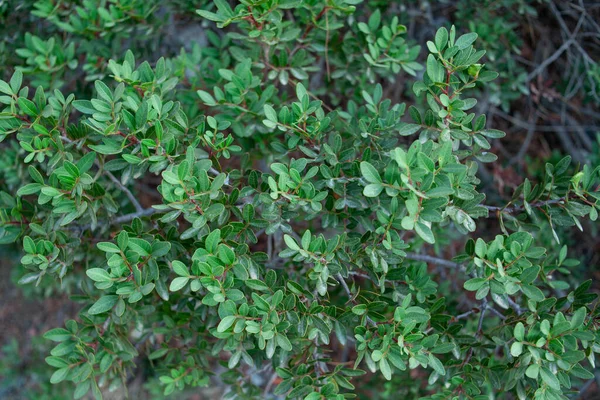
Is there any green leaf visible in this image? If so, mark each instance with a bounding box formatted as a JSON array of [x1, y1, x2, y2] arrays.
[[86, 268, 111, 282], [379, 358, 392, 380], [148, 348, 169, 360], [95, 80, 113, 102], [169, 277, 189, 292], [540, 366, 561, 390], [276, 335, 292, 351], [415, 222, 435, 244], [352, 304, 368, 315], [283, 234, 300, 251], [431, 343, 454, 354], [245, 279, 270, 292], [72, 100, 96, 114], [50, 367, 70, 384], [97, 242, 120, 253], [525, 364, 539, 379], [475, 238, 487, 258], [569, 364, 594, 379], [76, 152, 96, 174], [480, 129, 506, 138], [196, 10, 223, 22], [88, 295, 118, 315], [434, 27, 448, 51], [197, 90, 216, 105], [454, 32, 478, 50], [0, 80, 12, 95], [205, 229, 221, 253], [172, 260, 189, 277], [128, 238, 151, 256], [23, 236, 36, 254], [17, 97, 38, 116], [514, 322, 525, 342], [521, 285, 544, 302], [264, 104, 277, 122], [43, 328, 72, 342], [295, 82, 307, 101], [10, 70, 23, 93], [570, 307, 586, 329], [464, 278, 486, 291], [217, 315, 237, 333], [17, 183, 42, 196], [428, 353, 445, 376], [426, 54, 444, 83], [363, 183, 383, 197], [510, 342, 523, 357], [360, 161, 381, 183]]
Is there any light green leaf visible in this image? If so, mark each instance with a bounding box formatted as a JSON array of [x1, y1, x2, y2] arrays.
[[363, 183, 383, 197], [217, 316, 237, 333], [540, 366, 561, 390], [169, 277, 189, 292], [86, 268, 111, 282], [88, 295, 118, 315], [360, 161, 381, 183]]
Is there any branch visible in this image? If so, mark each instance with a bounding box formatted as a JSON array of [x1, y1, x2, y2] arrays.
[[76, 208, 157, 232], [113, 208, 157, 224], [335, 273, 376, 327], [105, 170, 144, 213], [476, 299, 488, 336], [91, 153, 146, 214], [491, 107, 597, 132], [527, 1, 585, 82], [526, 38, 575, 82], [404, 253, 462, 269], [483, 197, 567, 214]]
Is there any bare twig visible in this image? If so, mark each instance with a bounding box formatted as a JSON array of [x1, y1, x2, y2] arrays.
[[509, 106, 537, 165], [77, 207, 157, 232], [404, 253, 461, 269], [105, 170, 144, 213], [335, 273, 376, 327], [263, 370, 278, 397], [506, 297, 523, 316], [526, 37, 576, 82], [113, 208, 157, 224], [476, 299, 488, 336], [487, 306, 507, 320], [492, 108, 597, 132], [483, 197, 567, 214]]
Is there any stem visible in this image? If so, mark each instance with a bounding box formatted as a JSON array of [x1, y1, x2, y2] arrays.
[[335, 273, 376, 327], [484, 197, 567, 214]]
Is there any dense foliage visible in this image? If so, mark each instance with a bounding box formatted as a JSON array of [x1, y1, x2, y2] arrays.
[[0, 1, 599, 399]]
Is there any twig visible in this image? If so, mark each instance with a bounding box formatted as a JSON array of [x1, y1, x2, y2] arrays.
[[527, 1, 585, 82], [487, 306, 507, 320], [526, 38, 575, 82], [476, 299, 488, 336], [404, 253, 461, 269], [77, 208, 157, 232], [113, 208, 156, 224], [572, 370, 600, 399], [105, 170, 144, 213], [455, 310, 475, 320], [491, 107, 597, 132], [483, 197, 567, 214], [509, 107, 537, 165], [506, 297, 523, 316], [263, 370, 278, 397], [335, 273, 376, 327]]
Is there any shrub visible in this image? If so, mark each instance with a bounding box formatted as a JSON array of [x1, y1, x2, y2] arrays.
[[0, 1, 599, 399]]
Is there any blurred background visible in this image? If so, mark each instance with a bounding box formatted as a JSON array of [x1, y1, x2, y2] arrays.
[[0, 0, 599, 398]]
